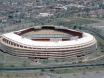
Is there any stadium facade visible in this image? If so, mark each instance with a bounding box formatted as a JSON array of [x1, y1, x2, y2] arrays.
[[0, 25, 97, 59]]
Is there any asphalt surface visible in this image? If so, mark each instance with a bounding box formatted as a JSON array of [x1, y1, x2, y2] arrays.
[[46, 74, 56, 78]]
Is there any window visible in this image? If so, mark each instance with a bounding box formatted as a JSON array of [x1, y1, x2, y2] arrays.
[[17, 44, 19, 47], [8, 41, 11, 44], [24, 46, 27, 48], [11, 42, 13, 45], [20, 45, 23, 48], [6, 40, 8, 44], [3, 38, 5, 41], [14, 43, 16, 46]]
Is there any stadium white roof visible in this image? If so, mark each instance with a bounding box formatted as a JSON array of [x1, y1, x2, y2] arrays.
[[2, 32, 95, 48]]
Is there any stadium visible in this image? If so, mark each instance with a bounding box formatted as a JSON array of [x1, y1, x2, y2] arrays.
[[0, 25, 97, 59]]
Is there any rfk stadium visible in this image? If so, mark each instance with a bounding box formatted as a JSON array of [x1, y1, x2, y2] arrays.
[[0, 25, 97, 59]]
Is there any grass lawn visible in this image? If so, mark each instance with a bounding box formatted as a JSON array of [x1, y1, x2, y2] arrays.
[[94, 35, 104, 52], [0, 71, 43, 78], [57, 17, 99, 24], [6, 56, 32, 63], [94, 35, 104, 44], [46, 66, 104, 74], [96, 18, 104, 20], [0, 53, 4, 61]]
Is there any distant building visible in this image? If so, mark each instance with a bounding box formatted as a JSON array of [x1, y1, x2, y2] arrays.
[[38, 13, 53, 17]]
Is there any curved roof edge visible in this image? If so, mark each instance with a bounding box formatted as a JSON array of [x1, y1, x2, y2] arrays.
[[2, 32, 95, 48]]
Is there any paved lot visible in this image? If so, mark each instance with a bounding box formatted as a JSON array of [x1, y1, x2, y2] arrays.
[[59, 71, 104, 78]]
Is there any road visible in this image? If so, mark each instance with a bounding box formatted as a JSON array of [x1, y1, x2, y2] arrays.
[[0, 63, 103, 71], [81, 23, 104, 40]]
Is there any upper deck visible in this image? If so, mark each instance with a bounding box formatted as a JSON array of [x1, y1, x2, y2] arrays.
[[14, 25, 83, 41]]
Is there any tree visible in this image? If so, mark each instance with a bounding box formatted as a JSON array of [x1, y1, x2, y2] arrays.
[[11, 64, 14, 67], [7, 74, 10, 77], [83, 8, 90, 12], [50, 68, 54, 71], [41, 69, 45, 72], [79, 27, 82, 30], [73, 26, 77, 29], [99, 4, 104, 9], [8, 15, 13, 19]]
